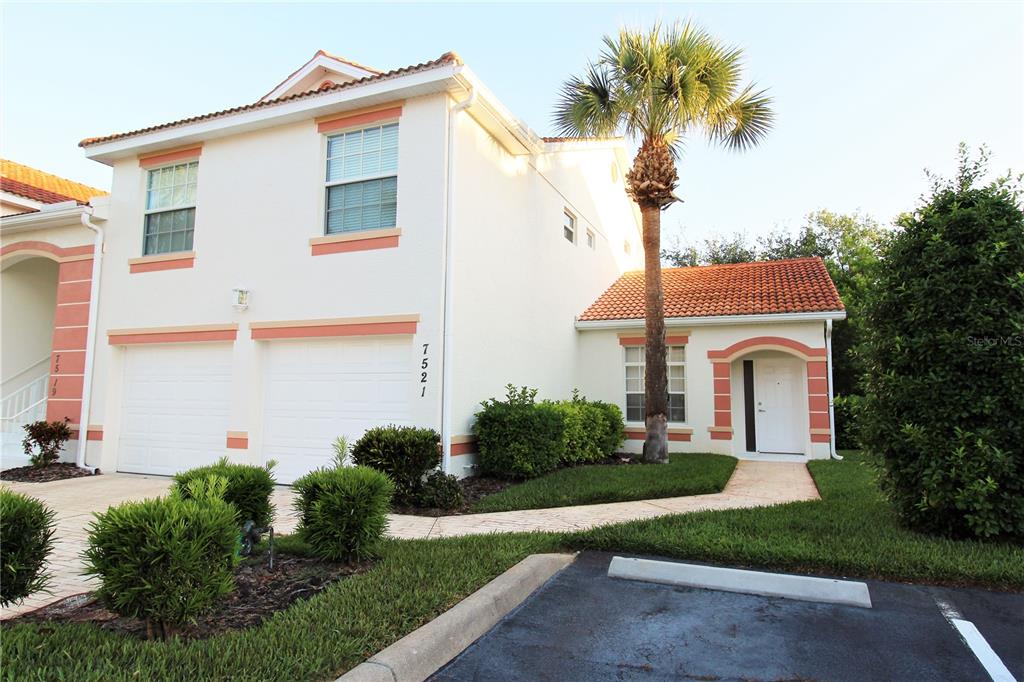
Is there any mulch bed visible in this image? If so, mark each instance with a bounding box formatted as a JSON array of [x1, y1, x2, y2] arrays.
[[392, 453, 637, 517], [1, 462, 98, 483], [16, 552, 372, 640]]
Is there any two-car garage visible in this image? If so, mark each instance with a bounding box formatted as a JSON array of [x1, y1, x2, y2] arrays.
[[114, 335, 415, 484]]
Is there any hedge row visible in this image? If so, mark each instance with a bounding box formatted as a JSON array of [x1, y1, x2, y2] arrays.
[[473, 385, 625, 480]]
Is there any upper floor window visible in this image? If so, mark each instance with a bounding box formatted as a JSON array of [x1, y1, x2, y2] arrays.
[[624, 345, 686, 423], [325, 122, 398, 234], [563, 210, 576, 243], [144, 161, 197, 255], [586, 229, 596, 249]]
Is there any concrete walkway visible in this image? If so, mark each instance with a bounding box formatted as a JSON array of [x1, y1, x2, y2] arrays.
[[0, 460, 818, 620]]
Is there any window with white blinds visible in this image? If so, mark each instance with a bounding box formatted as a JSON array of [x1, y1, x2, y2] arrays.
[[143, 161, 198, 255], [325, 122, 399, 234]]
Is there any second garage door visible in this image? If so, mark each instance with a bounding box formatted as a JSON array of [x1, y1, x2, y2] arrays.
[[261, 336, 414, 484], [118, 343, 232, 476]]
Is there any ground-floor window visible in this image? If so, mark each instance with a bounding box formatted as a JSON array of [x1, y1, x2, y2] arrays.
[[624, 345, 686, 422]]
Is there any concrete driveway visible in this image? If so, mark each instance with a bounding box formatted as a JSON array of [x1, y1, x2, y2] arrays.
[[432, 552, 1023, 681]]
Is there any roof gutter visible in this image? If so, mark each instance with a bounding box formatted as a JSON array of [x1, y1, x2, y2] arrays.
[[75, 210, 104, 473], [440, 79, 476, 476], [825, 318, 841, 461], [574, 310, 847, 330]]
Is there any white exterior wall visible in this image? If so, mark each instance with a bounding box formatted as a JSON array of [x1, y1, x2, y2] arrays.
[[1, 258, 58, 390], [89, 94, 450, 473], [574, 321, 830, 458], [447, 108, 641, 472]]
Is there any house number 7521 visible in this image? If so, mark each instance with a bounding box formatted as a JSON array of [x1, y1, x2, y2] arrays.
[[420, 343, 429, 397]]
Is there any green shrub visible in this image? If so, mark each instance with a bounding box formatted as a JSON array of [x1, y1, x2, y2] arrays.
[[589, 400, 626, 456], [419, 471, 464, 510], [551, 400, 606, 465], [860, 146, 1024, 539], [351, 426, 440, 504], [292, 466, 393, 561], [474, 385, 566, 480], [82, 480, 239, 639], [832, 394, 863, 450], [0, 490, 56, 607], [21, 419, 72, 467], [172, 457, 275, 528]]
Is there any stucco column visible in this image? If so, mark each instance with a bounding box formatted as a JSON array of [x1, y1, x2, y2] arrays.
[[709, 361, 732, 440], [47, 255, 93, 433], [807, 360, 831, 444]]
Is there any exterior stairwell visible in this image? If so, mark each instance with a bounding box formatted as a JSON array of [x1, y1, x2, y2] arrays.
[[1, 358, 50, 468]]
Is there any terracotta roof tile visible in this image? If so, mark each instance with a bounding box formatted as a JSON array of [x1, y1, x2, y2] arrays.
[[579, 257, 844, 321], [1, 160, 108, 204], [80, 52, 461, 148]]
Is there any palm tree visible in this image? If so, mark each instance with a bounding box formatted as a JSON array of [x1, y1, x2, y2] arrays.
[[555, 22, 774, 463]]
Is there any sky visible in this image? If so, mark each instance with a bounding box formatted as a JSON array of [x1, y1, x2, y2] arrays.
[[2, 2, 1022, 246]]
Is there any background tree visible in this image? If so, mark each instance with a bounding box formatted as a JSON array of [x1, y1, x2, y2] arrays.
[[555, 22, 773, 462], [860, 146, 1023, 539]]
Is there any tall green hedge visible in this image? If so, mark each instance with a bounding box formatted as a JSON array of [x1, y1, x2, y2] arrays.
[[860, 147, 1024, 539], [474, 386, 565, 479]]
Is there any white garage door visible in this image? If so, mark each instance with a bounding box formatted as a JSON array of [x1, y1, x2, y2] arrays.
[[261, 337, 414, 484], [118, 344, 232, 476]]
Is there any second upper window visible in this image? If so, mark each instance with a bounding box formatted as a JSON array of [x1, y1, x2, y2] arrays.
[[325, 122, 398, 234]]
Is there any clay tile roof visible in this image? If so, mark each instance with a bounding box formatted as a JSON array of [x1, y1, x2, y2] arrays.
[[79, 52, 462, 148], [1, 159, 108, 204], [579, 257, 844, 321]]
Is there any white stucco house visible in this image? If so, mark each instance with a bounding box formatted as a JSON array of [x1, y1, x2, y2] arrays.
[[0, 50, 844, 483]]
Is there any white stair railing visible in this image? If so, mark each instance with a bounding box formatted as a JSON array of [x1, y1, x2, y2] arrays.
[[1, 373, 49, 429]]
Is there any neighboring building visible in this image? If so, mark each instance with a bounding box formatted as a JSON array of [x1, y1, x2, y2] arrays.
[[1, 161, 108, 463], [0, 50, 843, 482], [574, 259, 845, 459]]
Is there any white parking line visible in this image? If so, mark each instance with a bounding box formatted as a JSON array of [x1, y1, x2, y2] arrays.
[[935, 597, 1017, 682]]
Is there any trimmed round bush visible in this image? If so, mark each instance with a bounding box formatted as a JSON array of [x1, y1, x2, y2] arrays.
[[860, 148, 1024, 539], [292, 465, 393, 561], [351, 426, 440, 504], [82, 482, 239, 639], [172, 457, 276, 528], [552, 401, 607, 465], [474, 385, 566, 480], [0, 490, 56, 607], [589, 400, 626, 456], [419, 471, 464, 510]]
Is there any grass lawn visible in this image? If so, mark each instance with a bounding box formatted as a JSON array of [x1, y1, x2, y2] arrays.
[[3, 451, 1021, 681], [565, 450, 1024, 590], [471, 452, 737, 513], [0, 532, 560, 682]]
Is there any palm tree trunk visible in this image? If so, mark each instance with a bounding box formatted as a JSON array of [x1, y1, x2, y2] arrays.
[[640, 205, 669, 464]]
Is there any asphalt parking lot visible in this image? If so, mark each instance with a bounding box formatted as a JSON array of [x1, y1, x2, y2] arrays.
[[431, 552, 1022, 682]]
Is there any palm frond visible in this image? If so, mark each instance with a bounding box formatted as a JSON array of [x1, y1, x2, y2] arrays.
[[555, 20, 774, 151], [708, 84, 775, 151], [552, 63, 622, 138]]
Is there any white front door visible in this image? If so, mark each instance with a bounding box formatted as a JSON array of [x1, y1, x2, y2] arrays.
[[118, 343, 233, 476], [260, 336, 414, 484], [754, 358, 804, 454]]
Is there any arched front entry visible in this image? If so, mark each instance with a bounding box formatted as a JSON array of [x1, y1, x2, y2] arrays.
[[1, 241, 94, 463], [707, 336, 831, 457]]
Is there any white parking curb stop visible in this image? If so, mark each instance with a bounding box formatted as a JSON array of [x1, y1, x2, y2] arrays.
[[608, 556, 872, 608]]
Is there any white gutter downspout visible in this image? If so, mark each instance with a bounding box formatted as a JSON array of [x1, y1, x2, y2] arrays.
[[76, 211, 103, 473], [825, 319, 841, 460], [440, 81, 476, 475]]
